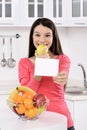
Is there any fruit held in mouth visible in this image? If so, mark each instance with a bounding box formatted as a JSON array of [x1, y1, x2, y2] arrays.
[[36, 45, 48, 56]]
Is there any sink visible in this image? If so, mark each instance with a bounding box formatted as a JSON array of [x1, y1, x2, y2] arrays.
[[65, 86, 87, 95]]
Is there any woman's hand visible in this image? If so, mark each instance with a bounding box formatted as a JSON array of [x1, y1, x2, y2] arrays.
[[53, 71, 68, 85]]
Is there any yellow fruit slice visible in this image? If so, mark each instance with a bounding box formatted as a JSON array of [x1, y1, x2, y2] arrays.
[[36, 45, 48, 55], [8, 88, 19, 101]]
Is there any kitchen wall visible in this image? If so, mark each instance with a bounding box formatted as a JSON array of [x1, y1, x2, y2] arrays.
[[0, 27, 29, 85], [0, 27, 87, 87], [59, 27, 87, 86]]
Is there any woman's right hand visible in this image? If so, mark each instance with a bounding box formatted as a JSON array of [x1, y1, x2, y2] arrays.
[[53, 71, 68, 85]]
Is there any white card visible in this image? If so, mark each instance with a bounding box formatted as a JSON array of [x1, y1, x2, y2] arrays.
[[34, 58, 59, 76]]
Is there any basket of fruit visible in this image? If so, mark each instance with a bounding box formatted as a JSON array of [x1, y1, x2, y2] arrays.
[[7, 86, 49, 120]]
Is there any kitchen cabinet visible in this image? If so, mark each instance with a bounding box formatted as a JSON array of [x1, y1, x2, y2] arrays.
[[1, 0, 87, 27], [0, 0, 20, 26], [67, 0, 87, 26], [20, 0, 87, 27], [43, 0, 66, 26], [0, 0, 13, 24], [22, 0, 66, 26], [66, 97, 87, 130], [0, 0, 66, 27], [21, 0, 47, 26]]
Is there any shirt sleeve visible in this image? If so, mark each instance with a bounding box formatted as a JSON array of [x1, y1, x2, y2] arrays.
[[18, 58, 40, 92], [58, 54, 71, 75]]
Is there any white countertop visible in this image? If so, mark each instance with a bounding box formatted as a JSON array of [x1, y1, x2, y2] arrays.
[[65, 93, 87, 101], [1, 86, 87, 101], [0, 95, 67, 130]]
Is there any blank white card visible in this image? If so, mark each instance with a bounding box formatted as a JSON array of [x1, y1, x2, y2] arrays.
[[34, 58, 59, 76]]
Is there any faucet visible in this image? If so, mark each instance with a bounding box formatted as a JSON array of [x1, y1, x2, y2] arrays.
[[78, 64, 87, 88]]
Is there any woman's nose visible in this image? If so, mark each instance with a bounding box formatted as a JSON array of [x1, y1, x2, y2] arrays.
[[39, 36, 45, 43]]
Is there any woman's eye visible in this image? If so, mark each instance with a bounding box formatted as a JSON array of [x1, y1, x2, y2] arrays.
[[35, 34, 40, 37], [45, 35, 51, 37]]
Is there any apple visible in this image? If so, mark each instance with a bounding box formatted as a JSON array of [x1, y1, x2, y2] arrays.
[[33, 93, 47, 108]]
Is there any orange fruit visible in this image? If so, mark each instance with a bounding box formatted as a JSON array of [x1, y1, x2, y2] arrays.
[[15, 104, 25, 115], [13, 94, 23, 104], [24, 98, 33, 109], [23, 91, 35, 100], [25, 107, 38, 119]]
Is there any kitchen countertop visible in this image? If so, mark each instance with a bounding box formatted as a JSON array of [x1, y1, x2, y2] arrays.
[[1, 86, 87, 101], [0, 95, 67, 130], [65, 93, 87, 101]]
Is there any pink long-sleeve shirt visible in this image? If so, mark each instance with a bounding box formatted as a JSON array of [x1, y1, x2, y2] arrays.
[[18, 54, 74, 128]]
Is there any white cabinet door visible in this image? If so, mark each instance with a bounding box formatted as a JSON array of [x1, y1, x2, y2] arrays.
[[48, 0, 67, 26], [67, 0, 87, 26], [0, 0, 13, 24], [66, 99, 87, 130], [22, 0, 46, 26], [0, 0, 21, 26], [74, 100, 87, 130]]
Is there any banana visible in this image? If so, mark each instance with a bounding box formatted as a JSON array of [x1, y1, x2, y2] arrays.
[[17, 86, 36, 95], [7, 99, 16, 108], [7, 88, 18, 108], [8, 88, 19, 101]]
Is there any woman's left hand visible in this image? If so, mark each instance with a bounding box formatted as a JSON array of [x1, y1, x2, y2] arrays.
[[53, 71, 68, 85]]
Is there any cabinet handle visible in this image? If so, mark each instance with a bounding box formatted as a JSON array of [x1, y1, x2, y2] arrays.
[[74, 22, 86, 25], [55, 23, 62, 25]]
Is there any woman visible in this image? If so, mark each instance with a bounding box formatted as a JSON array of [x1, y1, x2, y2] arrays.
[[18, 18, 75, 130]]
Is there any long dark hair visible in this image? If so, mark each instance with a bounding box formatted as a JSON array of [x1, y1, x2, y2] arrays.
[[28, 18, 63, 58]]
